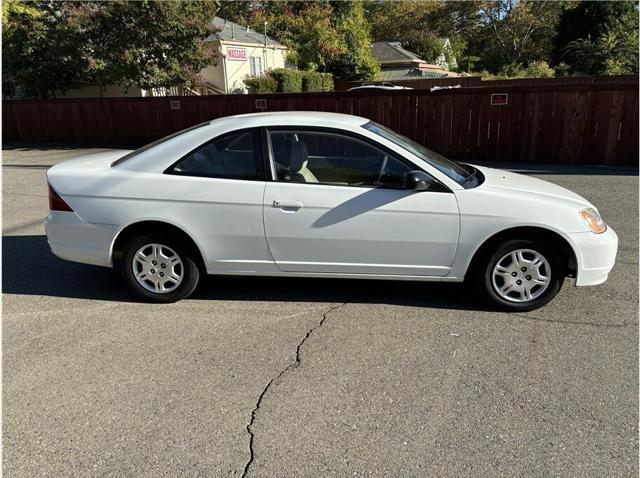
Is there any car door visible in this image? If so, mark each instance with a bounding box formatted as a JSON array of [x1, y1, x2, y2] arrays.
[[262, 127, 460, 276], [163, 127, 275, 274]]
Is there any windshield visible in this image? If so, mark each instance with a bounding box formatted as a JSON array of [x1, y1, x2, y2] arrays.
[[362, 121, 473, 185]]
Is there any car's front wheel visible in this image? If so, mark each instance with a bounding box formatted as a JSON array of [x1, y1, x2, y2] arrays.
[[477, 239, 564, 312], [119, 235, 200, 303]]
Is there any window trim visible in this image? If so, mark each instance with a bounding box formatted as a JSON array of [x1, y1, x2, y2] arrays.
[[250, 56, 263, 76], [263, 126, 451, 192], [163, 127, 269, 181]]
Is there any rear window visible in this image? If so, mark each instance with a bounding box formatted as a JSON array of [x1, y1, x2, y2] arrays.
[[111, 122, 210, 167]]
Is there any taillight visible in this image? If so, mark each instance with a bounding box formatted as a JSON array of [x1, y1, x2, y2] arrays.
[[48, 183, 73, 212]]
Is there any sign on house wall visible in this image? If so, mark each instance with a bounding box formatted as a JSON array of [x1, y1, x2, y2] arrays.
[[227, 48, 247, 61]]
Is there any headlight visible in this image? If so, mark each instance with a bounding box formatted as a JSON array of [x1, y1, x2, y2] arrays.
[[579, 208, 607, 234]]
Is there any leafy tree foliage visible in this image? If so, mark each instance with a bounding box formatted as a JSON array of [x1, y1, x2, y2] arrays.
[[326, 1, 379, 80], [3, 0, 218, 98], [365, 0, 615, 77], [221, 0, 378, 80], [365, 1, 470, 69], [472, 0, 566, 71], [365, 0, 441, 43], [401, 31, 446, 63], [553, 1, 639, 75], [3, 0, 88, 97]]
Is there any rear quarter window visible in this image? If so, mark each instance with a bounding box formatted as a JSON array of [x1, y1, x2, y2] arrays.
[[111, 122, 210, 167]]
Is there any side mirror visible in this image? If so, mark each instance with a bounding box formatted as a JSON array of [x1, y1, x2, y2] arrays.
[[406, 170, 433, 191]]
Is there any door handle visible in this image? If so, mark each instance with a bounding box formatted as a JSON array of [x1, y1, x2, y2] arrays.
[[273, 200, 303, 210]]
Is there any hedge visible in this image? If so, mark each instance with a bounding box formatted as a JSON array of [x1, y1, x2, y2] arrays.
[[270, 68, 303, 93], [301, 71, 322, 92], [244, 75, 277, 94], [320, 73, 334, 92], [244, 69, 334, 94]]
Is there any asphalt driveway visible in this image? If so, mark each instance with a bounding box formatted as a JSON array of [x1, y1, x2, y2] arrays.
[[3, 147, 638, 477]]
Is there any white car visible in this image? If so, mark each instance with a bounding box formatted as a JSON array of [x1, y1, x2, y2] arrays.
[[348, 82, 413, 91], [45, 112, 618, 311]]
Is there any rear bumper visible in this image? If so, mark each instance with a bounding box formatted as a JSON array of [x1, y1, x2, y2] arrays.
[[568, 227, 618, 286], [44, 211, 118, 267]]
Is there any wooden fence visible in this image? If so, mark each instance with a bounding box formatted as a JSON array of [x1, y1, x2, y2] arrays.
[[3, 80, 638, 166]]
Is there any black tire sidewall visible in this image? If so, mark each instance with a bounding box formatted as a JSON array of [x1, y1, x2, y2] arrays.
[[481, 239, 564, 312], [119, 235, 200, 303]]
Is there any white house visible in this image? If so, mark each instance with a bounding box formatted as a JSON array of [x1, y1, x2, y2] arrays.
[[201, 17, 288, 94]]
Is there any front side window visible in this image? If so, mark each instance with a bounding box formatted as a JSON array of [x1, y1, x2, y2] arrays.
[[362, 121, 475, 186], [169, 128, 265, 180], [269, 130, 413, 189]]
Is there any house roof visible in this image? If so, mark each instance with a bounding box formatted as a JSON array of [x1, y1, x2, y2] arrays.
[[371, 41, 424, 64], [208, 17, 286, 48]]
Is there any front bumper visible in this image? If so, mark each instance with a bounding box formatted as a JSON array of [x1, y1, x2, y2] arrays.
[[568, 226, 618, 286], [44, 211, 119, 267]]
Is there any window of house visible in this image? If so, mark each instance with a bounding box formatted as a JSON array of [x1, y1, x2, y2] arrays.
[[250, 56, 263, 76], [268, 130, 414, 189], [168, 128, 265, 180]]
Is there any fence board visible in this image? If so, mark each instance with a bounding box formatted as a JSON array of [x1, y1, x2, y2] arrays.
[[3, 80, 638, 167]]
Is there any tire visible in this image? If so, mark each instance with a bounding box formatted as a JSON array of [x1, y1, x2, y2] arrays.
[[475, 239, 564, 312], [119, 235, 200, 303]]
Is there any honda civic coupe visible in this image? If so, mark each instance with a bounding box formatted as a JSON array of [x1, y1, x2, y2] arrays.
[[45, 112, 618, 311]]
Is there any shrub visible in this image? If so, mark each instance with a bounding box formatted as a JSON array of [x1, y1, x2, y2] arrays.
[[244, 75, 277, 94], [301, 71, 324, 92], [270, 68, 302, 93], [498, 63, 526, 79], [523, 61, 555, 78], [245, 69, 333, 94], [320, 73, 334, 92]]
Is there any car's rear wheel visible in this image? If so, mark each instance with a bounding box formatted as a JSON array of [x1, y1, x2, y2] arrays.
[[119, 235, 200, 303], [477, 239, 564, 312]]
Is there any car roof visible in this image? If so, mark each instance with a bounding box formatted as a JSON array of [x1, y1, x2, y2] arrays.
[[111, 112, 373, 171], [206, 111, 370, 129]]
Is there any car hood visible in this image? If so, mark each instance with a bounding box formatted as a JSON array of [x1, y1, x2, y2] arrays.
[[473, 165, 593, 208]]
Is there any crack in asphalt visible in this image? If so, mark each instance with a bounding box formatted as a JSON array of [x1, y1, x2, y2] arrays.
[[241, 302, 346, 478]]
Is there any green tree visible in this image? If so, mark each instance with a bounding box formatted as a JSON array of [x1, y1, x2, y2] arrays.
[[365, 1, 473, 70], [269, 3, 343, 72], [3, 0, 219, 98], [474, 0, 566, 71], [3, 1, 87, 97], [227, 0, 377, 80], [216, 0, 256, 26], [553, 1, 639, 74], [222, 1, 341, 71], [79, 1, 219, 92], [326, 1, 379, 80], [401, 31, 445, 63], [365, 0, 441, 42]]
